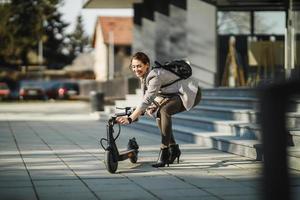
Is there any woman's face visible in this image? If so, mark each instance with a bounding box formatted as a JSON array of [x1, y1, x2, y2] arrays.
[[131, 58, 149, 78]]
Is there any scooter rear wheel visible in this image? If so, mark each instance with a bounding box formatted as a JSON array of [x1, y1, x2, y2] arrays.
[[129, 152, 138, 163], [104, 150, 118, 173]]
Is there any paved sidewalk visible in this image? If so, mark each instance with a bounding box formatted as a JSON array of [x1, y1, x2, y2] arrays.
[[0, 101, 298, 200]]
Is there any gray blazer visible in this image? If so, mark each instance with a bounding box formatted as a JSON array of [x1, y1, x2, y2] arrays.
[[137, 68, 200, 112]]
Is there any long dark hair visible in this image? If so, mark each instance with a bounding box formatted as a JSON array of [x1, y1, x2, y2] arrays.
[[131, 52, 150, 66]]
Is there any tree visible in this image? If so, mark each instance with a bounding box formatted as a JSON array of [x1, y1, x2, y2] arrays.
[[0, 0, 71, 69], [7, 0, 48, 66], [66, 15, 90, 61], [43, 0, 70, 69], [0, 3, 19, 66]]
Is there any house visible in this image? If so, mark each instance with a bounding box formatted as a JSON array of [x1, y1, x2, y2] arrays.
[[92, 16, 133, 81]]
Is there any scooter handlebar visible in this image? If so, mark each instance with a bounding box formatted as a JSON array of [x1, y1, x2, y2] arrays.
[[114, 107, 135, 117]]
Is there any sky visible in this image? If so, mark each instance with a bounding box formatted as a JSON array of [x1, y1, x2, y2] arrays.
[[59, 0, 133, 37]]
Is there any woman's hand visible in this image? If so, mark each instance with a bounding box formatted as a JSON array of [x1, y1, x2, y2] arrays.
[[146, 107, 155, 116], [116, 116, 130, 125], [116, 107, 143, 125]]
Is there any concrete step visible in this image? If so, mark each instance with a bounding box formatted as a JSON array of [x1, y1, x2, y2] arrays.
[[173, 113, 256, 138], [200, 96, 259, 109], [288, 147, 300, 171], [202, 88, 300, 112], [114, 99, 139, 108], [131, 117, 232, 146], [104, 105, 116, 114], [116, 97, 258, 114], [290, 130, 300, 147], [117, 88, 299, 112], [287, 113, 300, 129], [135, 88, 143, 96], [125, 93, 142, 101], [112, 88, 142, 109], [129, 110, 298, 143], [131, 117, 262, 160], [202, 87, 257, 98], [113, 103, 299, 132], [210, 135, 262, 160], [190, 105, 258, 123], [191, 105, 300, 129], [132, 117, 299, 161]]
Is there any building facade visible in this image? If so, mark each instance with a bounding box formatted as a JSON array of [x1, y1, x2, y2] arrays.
[[92, 17, 133, 81], [84, 0, 299, 88]]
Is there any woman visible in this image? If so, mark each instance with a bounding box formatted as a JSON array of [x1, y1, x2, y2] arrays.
[[116, 52, 201, 168]]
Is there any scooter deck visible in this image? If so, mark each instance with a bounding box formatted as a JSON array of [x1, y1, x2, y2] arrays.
[[118, 149, 138, 161]]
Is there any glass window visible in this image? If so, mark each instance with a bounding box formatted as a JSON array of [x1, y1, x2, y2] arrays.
[[291, 1, 300, 68], [218, 12, 250, 35], [254, 11, 285, 34]]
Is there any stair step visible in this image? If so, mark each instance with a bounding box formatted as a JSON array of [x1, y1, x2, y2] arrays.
[[131, 118, 262, 160], [200, 96, 258, 109], [135, 88, 143, 96], [189, 106, 300, 130], [202, 88, 257, 98], [132, 118, 232, 144], [288, 147, 300, 171], [125, 93, 142, 101], [290, 131, 300, 146], [287, 113, 300, 128], [190, 105, 258, 122], [115, 99, 140, 108], [173, 114, 259, 139], [211, 135, 262, 160]]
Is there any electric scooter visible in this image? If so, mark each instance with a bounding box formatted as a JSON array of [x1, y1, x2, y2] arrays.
[[100, 107, 139, 173]]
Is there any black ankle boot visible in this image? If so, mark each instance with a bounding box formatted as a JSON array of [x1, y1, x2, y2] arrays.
[[152, 148, 170, 168], [169, 144, 181, 164]]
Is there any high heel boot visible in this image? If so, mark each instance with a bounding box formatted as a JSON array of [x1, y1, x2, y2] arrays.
[[169, 144, 181, 164], [152, 147, 170, 168]]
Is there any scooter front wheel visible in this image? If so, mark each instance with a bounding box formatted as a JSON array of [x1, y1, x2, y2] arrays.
[[104, 150, 118, 173]]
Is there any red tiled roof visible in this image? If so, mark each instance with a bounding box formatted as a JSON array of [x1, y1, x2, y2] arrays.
[[99, 17, 133, 45]]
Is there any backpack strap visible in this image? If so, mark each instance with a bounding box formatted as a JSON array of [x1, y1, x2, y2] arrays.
[[153, 61, 183, 88], [161, 78, 182, 88], [154, 61, 163, 68]]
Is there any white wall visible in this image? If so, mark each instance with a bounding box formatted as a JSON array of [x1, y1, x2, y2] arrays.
[[141, 18, 156, 65], [94, 23, 108, 81], [169, 4, 188, 60], [187, 0, 217, 88], [154, 12, 171, 63], [132, 25, 144, 54]]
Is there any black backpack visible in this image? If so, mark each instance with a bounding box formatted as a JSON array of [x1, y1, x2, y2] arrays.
[[153, 60, 192, 88]]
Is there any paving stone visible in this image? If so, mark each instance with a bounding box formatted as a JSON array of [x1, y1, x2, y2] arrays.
[[130, 175, 195, 190], [34, 179, 83, 187], [0, 180, 32, 188], [38, 192, 97, 200], [29, 169, 76, 180], [84, 178, 142, 192], [221, 194, 263, 200], [204, 185, 258, 196], [74, 169, 124, 179], [95, 190, 157, 200], [151, 188, 211, 199], [0, 187, 37, 200], [0, 169, 30, 181]]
